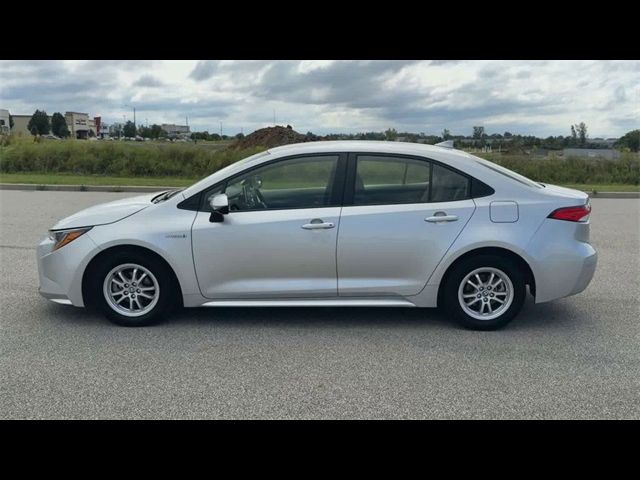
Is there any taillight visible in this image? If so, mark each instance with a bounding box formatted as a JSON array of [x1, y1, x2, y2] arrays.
[[548, 203, 591, 222]]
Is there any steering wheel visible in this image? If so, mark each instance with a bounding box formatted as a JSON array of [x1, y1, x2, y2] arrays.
[[241, 177, 267, 209], [254, 188, 267, 209]]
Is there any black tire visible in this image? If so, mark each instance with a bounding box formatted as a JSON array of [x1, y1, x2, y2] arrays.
[[441, 254, 526, 331], [88, 250, 176, 327]]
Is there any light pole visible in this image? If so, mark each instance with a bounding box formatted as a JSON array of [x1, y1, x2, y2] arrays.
[[124, 104, 136, 129]]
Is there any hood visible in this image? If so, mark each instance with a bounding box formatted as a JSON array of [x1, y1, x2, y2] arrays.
[[51, 192, 162, 230]]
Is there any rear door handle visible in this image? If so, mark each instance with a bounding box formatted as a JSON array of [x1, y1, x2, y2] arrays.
[[425, 213, 458, 223], [302, 219, 335, 230]]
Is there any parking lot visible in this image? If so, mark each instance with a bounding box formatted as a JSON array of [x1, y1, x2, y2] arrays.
[[0, 190, 638, 419]]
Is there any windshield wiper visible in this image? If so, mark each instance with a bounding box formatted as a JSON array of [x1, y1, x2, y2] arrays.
[[152, 189, 183, 203]]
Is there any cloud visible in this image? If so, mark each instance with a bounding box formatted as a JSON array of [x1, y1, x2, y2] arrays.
[[1, 60, 638, 137], [133, 74, 165, 88], [189, 60, 220, 81]]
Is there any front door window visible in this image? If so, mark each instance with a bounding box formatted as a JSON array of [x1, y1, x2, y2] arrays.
[[209, 155, 339, 211]]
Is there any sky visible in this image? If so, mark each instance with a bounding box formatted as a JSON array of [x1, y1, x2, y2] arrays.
[[0, 60, 637, 138]]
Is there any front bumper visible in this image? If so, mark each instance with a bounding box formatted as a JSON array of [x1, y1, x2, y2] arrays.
[[37, 233, 100, 307]]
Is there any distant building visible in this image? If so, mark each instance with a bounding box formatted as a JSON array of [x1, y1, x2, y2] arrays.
[[108, 123, 124, 138], [161, 124, 190, 136], [0, 109, 10, 134], [589, 138, 617, 147], [5, 111, 97, 138], [8, 114, 52, 136], [94, 116, 110, 139], [562, 148, 620, 160], [65, 112, 96, 139]]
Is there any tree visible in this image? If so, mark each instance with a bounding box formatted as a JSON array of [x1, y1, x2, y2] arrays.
[[138, 125, 155, 138], [384, 128, 398, 141], [235, 132, 245, 139], [442, 129, 451, 140], [27, 110, 50, 135], [570, 125, 577, 145], [51, 112, 70, 138], [9, 114, 14, 129], [123, 120, 136, 138], [616, 129, 640, 152], [472, 126, 485, 139], [575, 122, 587, 146], [504, 131, 512, 138], [149, 124, 166, 139]]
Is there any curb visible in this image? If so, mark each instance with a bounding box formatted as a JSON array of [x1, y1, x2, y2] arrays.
[[0, 183, 639, 198], [587, 191, 640, 199], [0, 183, 175, 193]]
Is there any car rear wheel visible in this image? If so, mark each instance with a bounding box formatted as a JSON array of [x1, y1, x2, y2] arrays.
[[90, 252, 174, 326], [442, 254, 526, 330]]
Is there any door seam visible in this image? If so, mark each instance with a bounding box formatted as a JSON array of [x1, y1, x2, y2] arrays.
[[334, 206, 343, 297], [418, 199, 478, 292]]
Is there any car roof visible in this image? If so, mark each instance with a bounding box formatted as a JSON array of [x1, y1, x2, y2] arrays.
[[268, 140, 459, 157], [266, 140, 479, 168]]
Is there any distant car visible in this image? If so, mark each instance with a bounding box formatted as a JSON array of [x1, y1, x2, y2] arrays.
[[41, 134, 61, 141], [37, 141, 596, 329]]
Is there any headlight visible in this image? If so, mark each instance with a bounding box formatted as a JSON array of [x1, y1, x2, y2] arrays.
[[48, 227, 92, 251]]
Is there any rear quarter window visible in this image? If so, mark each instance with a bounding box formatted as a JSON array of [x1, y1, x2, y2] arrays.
[[472, 156, 542, 189], [430, 163, 470, 202]]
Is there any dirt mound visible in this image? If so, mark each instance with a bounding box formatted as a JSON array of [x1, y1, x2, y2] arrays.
[[234, 125, 320, 149]]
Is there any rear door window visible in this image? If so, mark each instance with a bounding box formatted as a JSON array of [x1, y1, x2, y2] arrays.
[[353, 155, 431, 205]]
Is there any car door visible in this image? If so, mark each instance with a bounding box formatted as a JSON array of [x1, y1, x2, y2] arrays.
[[337, 153, 476, 296], [191, 153, 346, 299]]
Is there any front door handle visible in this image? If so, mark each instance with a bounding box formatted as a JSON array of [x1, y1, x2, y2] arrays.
[[425, 212, 459, 223], [302, 219, 335, 230]]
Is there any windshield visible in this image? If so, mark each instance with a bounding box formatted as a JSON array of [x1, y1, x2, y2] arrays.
[[180, 150, 272, 196], [472, 156, 543, 189]]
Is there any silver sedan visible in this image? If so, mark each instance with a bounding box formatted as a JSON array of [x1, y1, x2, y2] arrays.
[[37, 141, 597, 329]]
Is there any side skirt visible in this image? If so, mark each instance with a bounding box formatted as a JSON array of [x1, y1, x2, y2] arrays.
[[200, 298, 418, 308]]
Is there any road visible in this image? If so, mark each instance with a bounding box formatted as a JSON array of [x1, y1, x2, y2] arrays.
[[1, 191, 638, 419]]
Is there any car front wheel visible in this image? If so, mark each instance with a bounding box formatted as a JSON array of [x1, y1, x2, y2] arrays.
[[90, 252, 174, 326], [442, 254, 526, 330]]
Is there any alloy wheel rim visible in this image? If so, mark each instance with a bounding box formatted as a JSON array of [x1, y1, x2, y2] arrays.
[[103, 263, 159, 317], [457, 267, 513, 321]]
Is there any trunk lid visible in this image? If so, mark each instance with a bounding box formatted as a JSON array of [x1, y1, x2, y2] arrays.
[[540, 183, 590, 204]]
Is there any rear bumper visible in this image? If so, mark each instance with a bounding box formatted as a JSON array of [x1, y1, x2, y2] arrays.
[[568, 248, 597, 296], [527, 219, 597, 303]]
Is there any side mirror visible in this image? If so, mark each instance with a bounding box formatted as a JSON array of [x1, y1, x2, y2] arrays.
[[209, 194, 229, 223]]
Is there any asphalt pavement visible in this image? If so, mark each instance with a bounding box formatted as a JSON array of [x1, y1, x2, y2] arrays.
[[1, 191, 638, 419]]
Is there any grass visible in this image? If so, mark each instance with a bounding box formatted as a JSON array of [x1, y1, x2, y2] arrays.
[[1, 172, 638, 193], [0, 135, 265, 178], [476, 152, 639, 186], [1, 135, 638, 190]]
